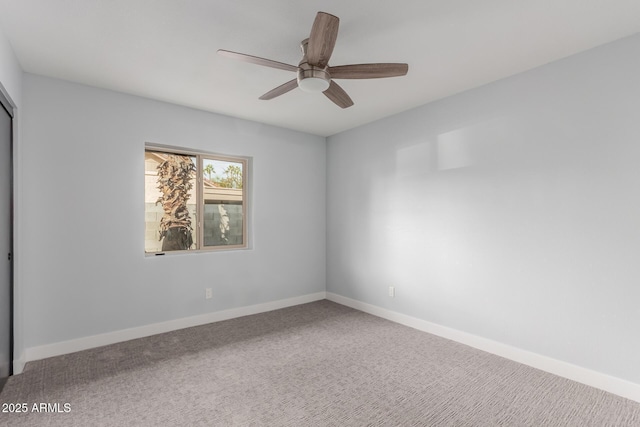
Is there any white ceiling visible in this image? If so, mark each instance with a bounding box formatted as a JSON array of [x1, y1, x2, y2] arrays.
[[1, 1, 639, 136]]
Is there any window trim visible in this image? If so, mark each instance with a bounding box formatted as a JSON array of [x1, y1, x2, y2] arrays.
[[145, 143, 249, 255]]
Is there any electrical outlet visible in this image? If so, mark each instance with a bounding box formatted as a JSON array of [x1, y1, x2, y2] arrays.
[[205, 288, 213, 299], [389, 286, 395, 297]]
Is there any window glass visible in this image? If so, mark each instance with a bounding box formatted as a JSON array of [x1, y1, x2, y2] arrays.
[[145, 147, 247, 254], [202, 158, 244, 248]]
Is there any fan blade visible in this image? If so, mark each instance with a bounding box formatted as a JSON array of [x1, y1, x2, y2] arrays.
[[259, 79, 298, 100], [329, 63, 408, 79], [307, 12, 339, 68], [217, 49, 298, 72], [323, 81, 354, 108]]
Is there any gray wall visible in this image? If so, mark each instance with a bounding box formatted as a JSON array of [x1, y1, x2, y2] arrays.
[[21, 74, 326, 349], [327, 34, 640, 384], [0, 29, 21, 105]]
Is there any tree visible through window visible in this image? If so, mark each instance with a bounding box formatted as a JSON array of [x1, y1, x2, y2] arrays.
[[145, 147, 247, 253]]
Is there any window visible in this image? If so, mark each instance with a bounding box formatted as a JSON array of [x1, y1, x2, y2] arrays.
[[145, 145, 248, 254]]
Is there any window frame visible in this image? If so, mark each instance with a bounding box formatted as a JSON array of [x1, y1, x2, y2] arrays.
[[145, 143, 249, 255]]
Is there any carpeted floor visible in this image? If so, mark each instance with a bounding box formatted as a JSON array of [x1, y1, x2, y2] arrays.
[[1, 300, 640, 426]]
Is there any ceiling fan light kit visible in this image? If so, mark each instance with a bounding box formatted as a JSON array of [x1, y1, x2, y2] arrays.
[[218, 11, 408, 108], [297, 73, 330, 93]]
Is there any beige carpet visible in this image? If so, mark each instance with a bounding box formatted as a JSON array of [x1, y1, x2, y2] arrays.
[[1, 300, 639, 426]]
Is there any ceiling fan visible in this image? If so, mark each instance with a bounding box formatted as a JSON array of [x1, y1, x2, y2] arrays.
[[218, 11, 409, 108]]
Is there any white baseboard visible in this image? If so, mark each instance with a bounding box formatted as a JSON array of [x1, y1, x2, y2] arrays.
[[326, 292, 640, 403], [13, 351, 26, 375], [20, 291, 640, 403], [24, 292, 327, 364]]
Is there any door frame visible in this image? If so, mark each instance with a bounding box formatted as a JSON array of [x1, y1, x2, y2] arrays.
[[0, 84, 14, 381]]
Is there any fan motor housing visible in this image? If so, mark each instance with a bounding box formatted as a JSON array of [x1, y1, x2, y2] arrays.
[[297, 38, 331, 92], [297, 63, 330, 92]]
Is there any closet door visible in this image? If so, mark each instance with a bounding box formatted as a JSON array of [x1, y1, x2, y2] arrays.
[[0, 92, 13, 390]]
